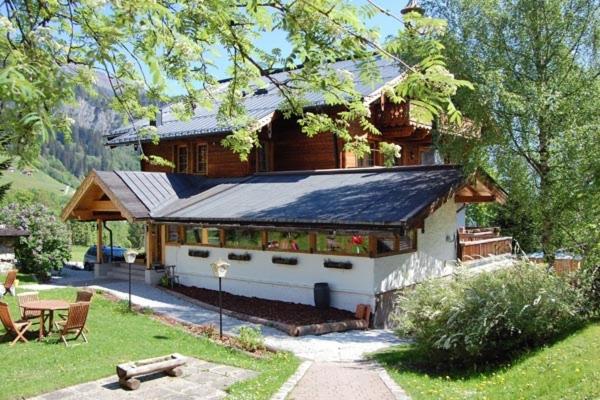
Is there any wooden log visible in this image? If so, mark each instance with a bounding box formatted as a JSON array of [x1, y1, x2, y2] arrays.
[[119, 378, 141, 391], [165, 367, 183, 377], [116, 353, 186, 379], [292, 319, 368, 336]]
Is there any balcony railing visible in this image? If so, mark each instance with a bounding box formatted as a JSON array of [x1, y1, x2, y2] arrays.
[[458, 227, 513, 262]]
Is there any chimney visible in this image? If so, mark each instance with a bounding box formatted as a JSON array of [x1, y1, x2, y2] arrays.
[[149, 109, 162, 127], [401, 0, 424, 15]]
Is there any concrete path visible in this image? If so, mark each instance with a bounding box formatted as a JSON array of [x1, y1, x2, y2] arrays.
[[29, 357, 257, 400], [26, 268, 406, 363], [288, 362, 395, 400]]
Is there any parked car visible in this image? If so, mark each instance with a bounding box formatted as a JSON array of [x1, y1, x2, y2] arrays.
[[83, 245, 127, 271]]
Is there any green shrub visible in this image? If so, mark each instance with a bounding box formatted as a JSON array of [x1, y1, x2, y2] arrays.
[[578, 264, 600, 318], [0, 203, 71, 281], [238, 326, 265, 352], [395, 261, 585, 366]]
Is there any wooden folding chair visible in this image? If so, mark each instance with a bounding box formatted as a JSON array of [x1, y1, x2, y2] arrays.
[[54, 302, 90, 346], [16, 292, 43, 324], [0, 301, 32, 346], [1, 270, 17, 297], [59, 290, 93, 332]]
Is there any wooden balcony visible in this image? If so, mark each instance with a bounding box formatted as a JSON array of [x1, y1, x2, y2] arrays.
[[458, 227, 513, 262]]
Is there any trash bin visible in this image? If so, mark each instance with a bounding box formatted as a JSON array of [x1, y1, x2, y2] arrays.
[[314, 282, 330, 310]]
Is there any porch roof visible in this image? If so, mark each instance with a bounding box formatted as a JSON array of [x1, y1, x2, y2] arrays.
[[62, 166, 506, 231]]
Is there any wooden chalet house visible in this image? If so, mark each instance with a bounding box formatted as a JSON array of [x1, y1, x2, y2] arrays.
[[62, 57, 512, 326]]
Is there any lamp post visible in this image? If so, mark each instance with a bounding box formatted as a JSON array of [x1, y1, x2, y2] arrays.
[[125, 250, 138, 312], [211, 259, 230, 339]]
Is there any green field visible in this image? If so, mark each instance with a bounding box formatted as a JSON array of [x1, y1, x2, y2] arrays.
[[0, 167, 73, 196], [375, 323, 600, 400]]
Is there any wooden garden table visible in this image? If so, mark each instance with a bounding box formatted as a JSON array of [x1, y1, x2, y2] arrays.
[[23, 300, 70, 340]]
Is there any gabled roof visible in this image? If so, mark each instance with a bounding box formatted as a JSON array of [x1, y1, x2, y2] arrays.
[[62, 166, 506, 232], [107, 57, 406, 146]]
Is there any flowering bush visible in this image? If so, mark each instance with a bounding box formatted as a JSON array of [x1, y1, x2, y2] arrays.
[[0, 203, 71, 281], [394, 261, 585, 366]]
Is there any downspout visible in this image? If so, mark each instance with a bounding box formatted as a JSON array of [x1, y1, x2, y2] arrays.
[[103, 221, 113, 263]]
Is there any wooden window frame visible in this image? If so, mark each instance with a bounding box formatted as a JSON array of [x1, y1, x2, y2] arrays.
[[264, 230, 313, 254], [165, 224, 182, 245], [196, 143, 208, 175], [176, 145, 189, 173], [373, 229, 418, 258]]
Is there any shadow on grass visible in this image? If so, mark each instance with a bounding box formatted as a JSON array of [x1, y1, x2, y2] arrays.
[[372, 322, 592, 380]]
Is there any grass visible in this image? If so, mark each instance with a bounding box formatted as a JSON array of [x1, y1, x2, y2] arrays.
[[0, 287, 299, 400], [0, 166, 73, 196], [70, 245, 89, 263], [374, 323, 600, 400]]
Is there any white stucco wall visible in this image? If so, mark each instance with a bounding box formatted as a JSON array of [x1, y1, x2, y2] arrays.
[[165, 246, 375, 311], [373, 199, 459, 294], [165, 199, 460, 313]]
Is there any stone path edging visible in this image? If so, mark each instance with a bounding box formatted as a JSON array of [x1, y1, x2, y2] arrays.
[[375, 363, 412, 400], [270, 361, 313, 400]]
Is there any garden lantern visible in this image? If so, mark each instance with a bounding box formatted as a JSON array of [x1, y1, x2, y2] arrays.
[[125, 250, 138, 311], [211, 259, 230, 338]]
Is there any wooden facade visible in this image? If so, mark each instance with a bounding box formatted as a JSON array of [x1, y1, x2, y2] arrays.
[[139, 100, 436, 177]]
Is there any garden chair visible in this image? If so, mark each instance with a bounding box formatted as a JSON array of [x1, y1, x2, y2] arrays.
[[1, 270, 17, 298], [54, 302, 90, 346], [0, 301, 32, 346], [59, 290, 93, 332], [16, 291, 43, 324]]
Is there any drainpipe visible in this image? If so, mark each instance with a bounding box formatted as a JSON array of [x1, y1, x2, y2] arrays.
[[103, 221, 113, 263]]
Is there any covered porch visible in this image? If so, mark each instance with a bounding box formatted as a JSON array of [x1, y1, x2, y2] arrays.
[[61, 171, 166, 284]]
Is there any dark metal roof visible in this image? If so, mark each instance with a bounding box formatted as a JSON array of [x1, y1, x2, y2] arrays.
[[107, 57, 405, 146], [0, 226, 29, 237], [150, 165, 465, 231]]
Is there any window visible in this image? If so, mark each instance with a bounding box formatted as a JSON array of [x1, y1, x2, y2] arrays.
[[196, 144, 208, 175], [224, 229, 262, 249], [356, 144, 378, 168], [420, 147, 441, 165], [176, 146, 188, 173], [316, 232, 369, 256], [256, 142, 270, 172], [167, 225, 180, 243], [374, 230, 417, 255], [266, 231, 310, 252], [185, 227, 202, 245], [184, 227, 221, 246]]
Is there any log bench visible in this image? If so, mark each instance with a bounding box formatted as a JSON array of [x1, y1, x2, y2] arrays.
[[116, 353, 187, 390]]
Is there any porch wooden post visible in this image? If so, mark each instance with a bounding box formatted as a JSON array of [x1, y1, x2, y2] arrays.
[[160, 225, 167, 265], [96, 219, 103, 263], [146, 223, 153, 269]]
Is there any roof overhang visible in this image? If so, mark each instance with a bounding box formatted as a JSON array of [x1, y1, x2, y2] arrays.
[[61, 171, 142, 223]]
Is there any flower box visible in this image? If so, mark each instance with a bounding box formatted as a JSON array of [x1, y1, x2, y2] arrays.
[[323, 260, 352, 270], [188, 249, 210, 258], [228, 252, 251, 261], [272, 256, 298, 265]]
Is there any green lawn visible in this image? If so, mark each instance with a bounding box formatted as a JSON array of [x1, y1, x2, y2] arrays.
[[70, 245, 89, 263], [374, 323, 600, 400], [0, 287, 299, 400], [0, 167, 73, 195]]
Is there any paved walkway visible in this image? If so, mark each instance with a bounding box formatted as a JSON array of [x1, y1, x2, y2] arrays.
[[29, 357, 257, 400], [289, 362, 394, 400], [30, 268, 406, 362]]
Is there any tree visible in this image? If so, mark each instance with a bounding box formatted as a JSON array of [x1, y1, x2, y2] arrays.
[[424, 0, 600, 262], [1, 1, 468, 165], [0, 203, 71, 281]]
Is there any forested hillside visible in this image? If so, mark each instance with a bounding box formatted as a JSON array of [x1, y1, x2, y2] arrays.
[[41, 82, 139, 186]]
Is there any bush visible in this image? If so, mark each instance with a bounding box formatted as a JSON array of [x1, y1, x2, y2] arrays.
[[395, 261, 584, 367], [238, 326, 265, 352], [578, 264, 600, 318], [0, 203, 71, 281]]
